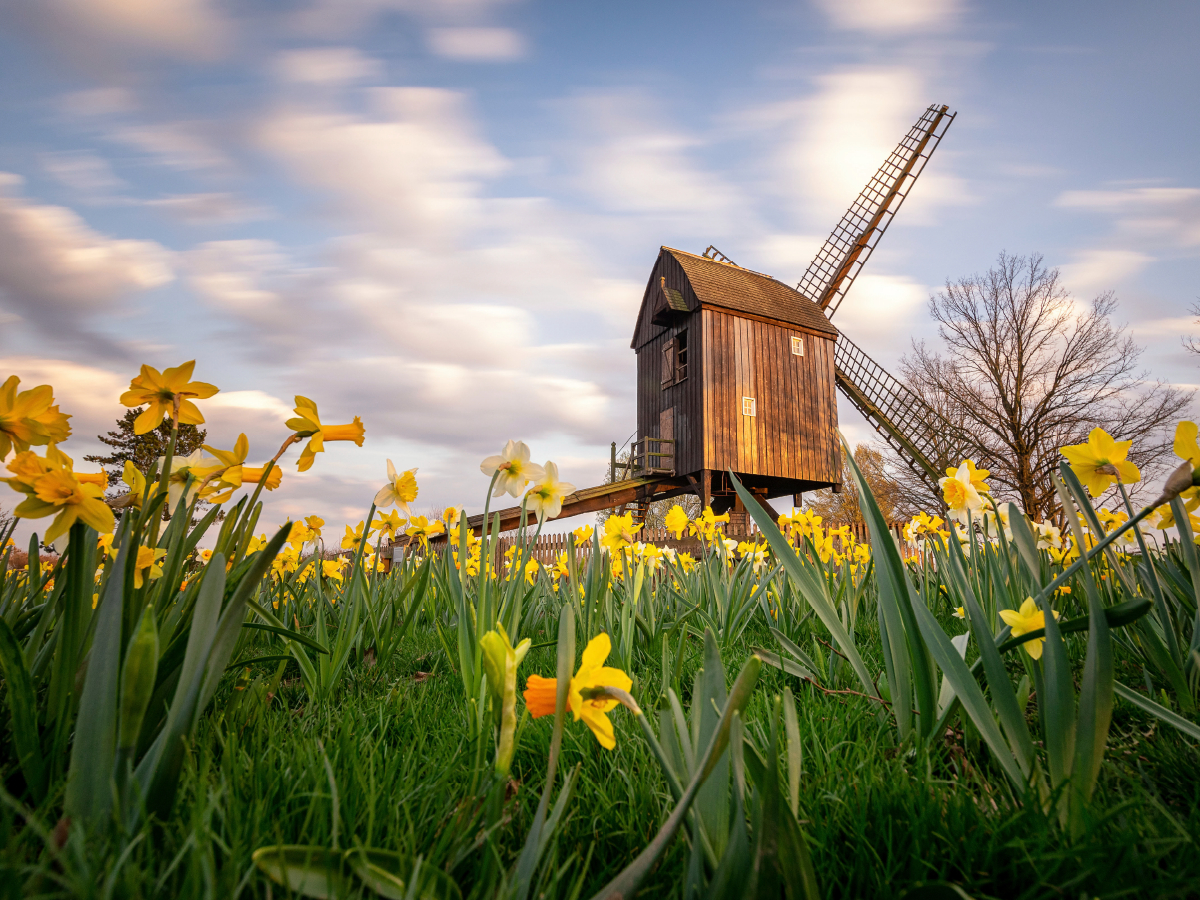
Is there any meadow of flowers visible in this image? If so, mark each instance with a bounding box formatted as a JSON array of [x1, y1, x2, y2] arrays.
[[1, 362, 1199, 898]]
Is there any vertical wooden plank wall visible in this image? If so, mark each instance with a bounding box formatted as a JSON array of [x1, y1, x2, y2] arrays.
[[701, 308, 839, 482]]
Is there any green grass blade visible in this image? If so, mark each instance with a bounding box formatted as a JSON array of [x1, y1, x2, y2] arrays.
[[1113, 681, 1200, 741], [0, 618, 45, 801]]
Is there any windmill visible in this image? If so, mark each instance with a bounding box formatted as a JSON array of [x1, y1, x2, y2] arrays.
[[452, 104, 966, 539]]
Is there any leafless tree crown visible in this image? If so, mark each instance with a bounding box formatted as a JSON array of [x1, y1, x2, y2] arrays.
[[899, 252, 1191, 521]]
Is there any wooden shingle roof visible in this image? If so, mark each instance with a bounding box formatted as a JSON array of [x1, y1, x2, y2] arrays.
[[664, 247, 839, 337]]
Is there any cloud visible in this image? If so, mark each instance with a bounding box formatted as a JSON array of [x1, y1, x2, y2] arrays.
[[57, 88, 137, 119], [567, 93, 743, 220], [827, 273, 930, 363], [772, 68, 927, 227], [18, 0, 229, 63], [146, 192, 268, 225], [813, 0, 961, 34], [1055, 186, 1200, 249], [1058, 249, 1154, 296], [0, 356, 128, 457], [0, 175, 173, 339], [427, 27, 526, 61], [108, 123, 229, 171], [259, 87, 507, 243], [273, 47, 384, 85], [41, 151, 126, 200]]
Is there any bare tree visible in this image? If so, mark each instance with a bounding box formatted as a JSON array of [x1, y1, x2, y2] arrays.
[[900, 252, 1191, 521], [805, 444, 918, 524]]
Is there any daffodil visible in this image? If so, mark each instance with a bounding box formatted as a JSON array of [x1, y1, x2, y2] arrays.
[[375, 460, 418, 513], [525, 462, 575, 521], [0, 375, 72, 458], [551, 551, 571, 581], [405, 515, 444, 548], [441, 506, 462, 530], [1033, 520, 1062, 550], [1060, 427, 1140, 497], [953, 607, 966, 619], [246, 534, 268, 554], [688, 507, 731, 543], [322, 558, 348, 583], [522, 633, 633, 750], [946, 459, 990, 494], [524, 558, 540, 584], [370, 509, 407, 543], [342, 520, 366, 551], [601, 512, 642, 552], [480, 624, 531, 774], [480, 440, 545, 499], [999, 597, 1061, 660], [159, 449, 221, 510], [572, 524, 594, 544], [939, 461, 984, 525], [133, 546, 168, 590], [5, 447, 115, 543], [120, 361, 218, 436], [286, 396, 365, 472], [200, 434, 282, 502], [304, 515, 325, 538], [286, 521, 314, 549], [664, 504, 690, 539]]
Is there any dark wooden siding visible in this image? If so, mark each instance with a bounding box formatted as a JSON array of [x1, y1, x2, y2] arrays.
[[636, 315, 702, 475], [631, 251, 700, 351], [700, 309, 838, 482]]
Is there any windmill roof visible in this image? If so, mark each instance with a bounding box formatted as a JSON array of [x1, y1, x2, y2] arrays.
[[662, 247, 839, 337]]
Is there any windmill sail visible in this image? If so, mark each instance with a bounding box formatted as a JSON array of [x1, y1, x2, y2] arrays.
[[794, 103, 966, 496], [799, 104, 954, 317], [834, 334, 963, 489]]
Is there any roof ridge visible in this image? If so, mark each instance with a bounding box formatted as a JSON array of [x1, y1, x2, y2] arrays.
[[661, 245, 783, 289]]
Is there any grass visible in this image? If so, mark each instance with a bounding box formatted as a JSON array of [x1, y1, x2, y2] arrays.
[[9, 612, 1194, 900]]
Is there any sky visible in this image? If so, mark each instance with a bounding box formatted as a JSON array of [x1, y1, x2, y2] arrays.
[[1, 0, 1198, 543]]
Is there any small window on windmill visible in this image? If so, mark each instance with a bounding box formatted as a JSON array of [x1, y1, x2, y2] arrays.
[[791, 335, 804, 356], [661, 338, 676, 389], [675, 329, 688, 382], [742, 396, 756, 417]]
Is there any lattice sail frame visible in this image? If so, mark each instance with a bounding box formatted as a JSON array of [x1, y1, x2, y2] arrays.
[[833, 334, 965, 490], [800, 103, 969, 499], [799, 104, 955, 317]]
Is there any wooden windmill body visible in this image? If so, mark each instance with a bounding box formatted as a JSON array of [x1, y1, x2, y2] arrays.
[[455, 103, 967, 539], [629, 247, 842, 522]]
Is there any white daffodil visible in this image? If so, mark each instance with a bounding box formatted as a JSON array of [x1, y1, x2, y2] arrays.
[[159, 449, 220, 511], [525, 461, 575, 521], [375, 460, 418, 514], [939, 462, 983, 525], [480, 440, 545, 498]]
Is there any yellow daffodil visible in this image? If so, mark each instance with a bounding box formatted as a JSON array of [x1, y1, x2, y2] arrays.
[[601, 512, 642, 552], [441, 506, 461, 530], [97, 532, 116, 560], [305, 515, 325, 538], [370, 509, 407, 542], [522, 632, 633, 750], [940, 461, 984, 524], [572, 524, 594, 544], [480, 440, 545, 499], [480, 624, 531, 774], [405, 515, 444, 548], [1060, 427, 1140, 497], [551, 551, 570, 581], [120, 361, 218, 436], [688, 507, 731, 543], [525, 462, 575, 522], [246, 534, 268, 554], [286, 521, 314, 548], [664, 504, 690, 539], [5, 449, 115, 543], [999, 597, 1061, 660], [286, 396, 365, 472], [0, 375, 72, 458], [524, 558, 540, 584], [342, 520, 366, 551], [134, 546, 168, 590], [953, 607, 966, 619], [676, 552, 697, 573], [322, 558, 347, 583], [375, 460, 418, 513]]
